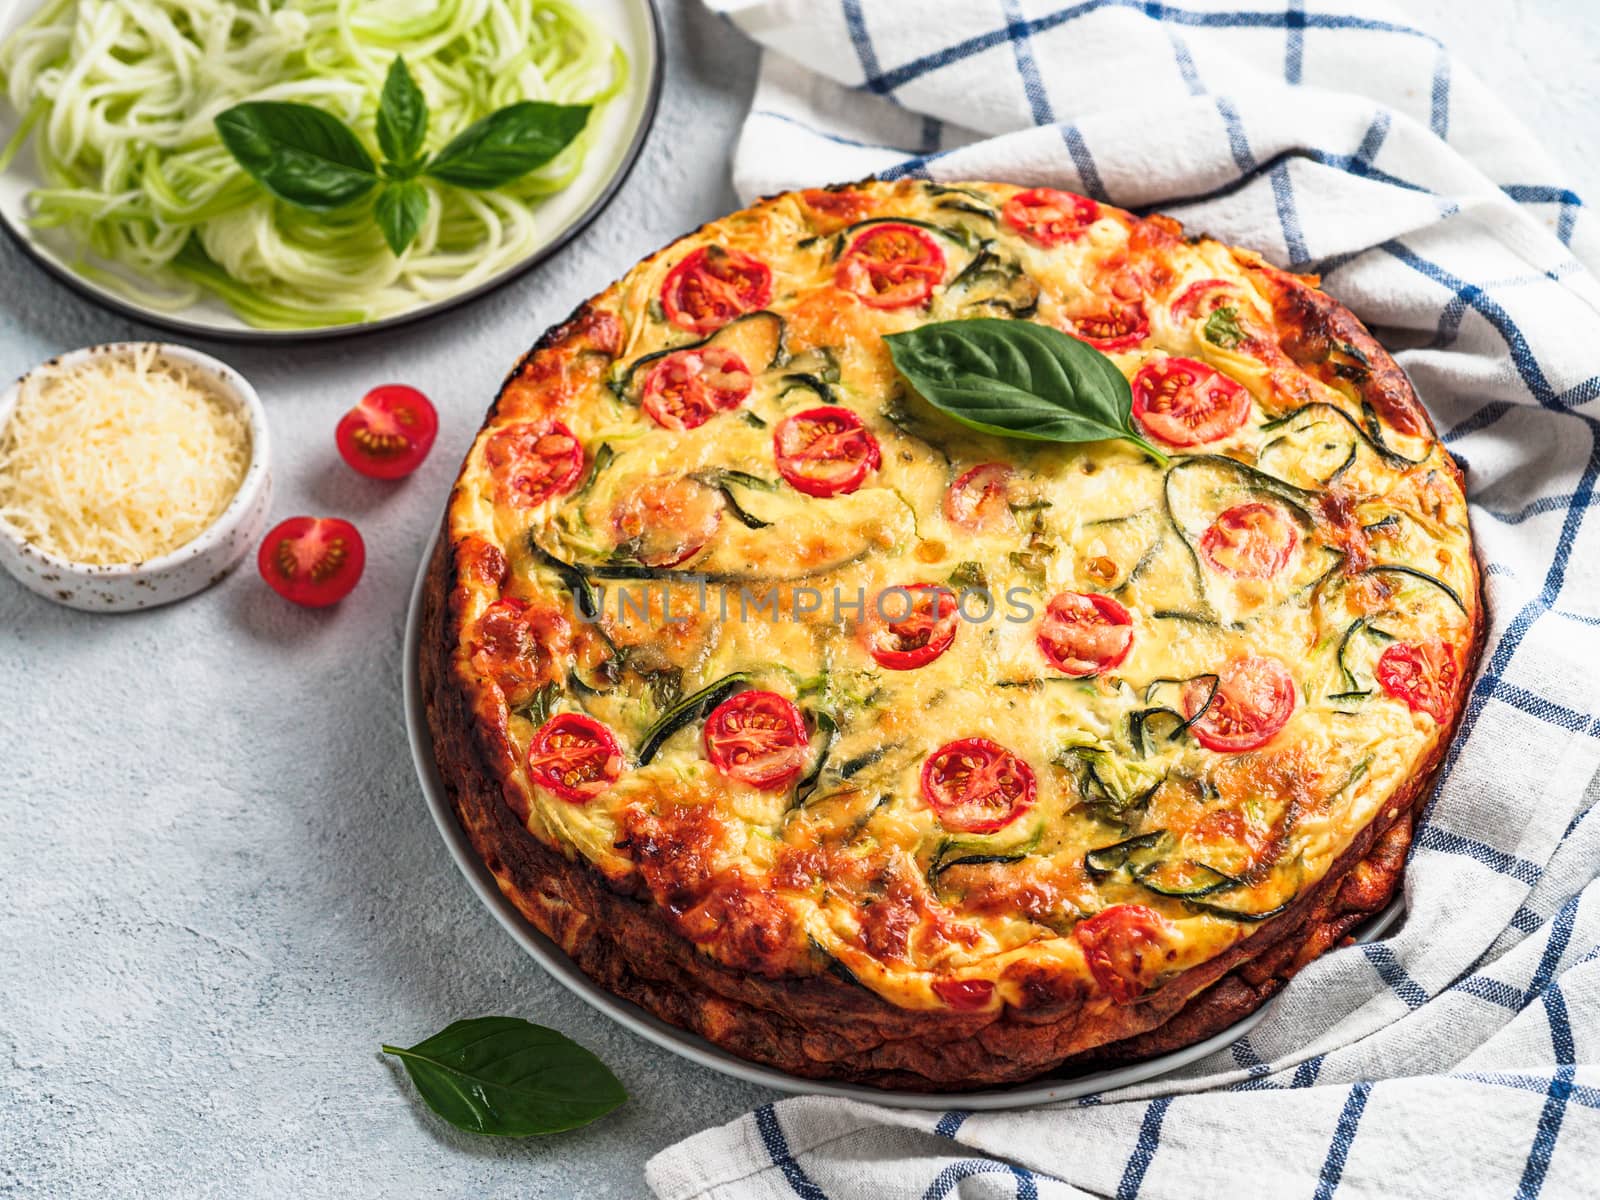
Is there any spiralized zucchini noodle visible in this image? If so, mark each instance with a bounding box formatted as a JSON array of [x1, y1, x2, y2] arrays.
[[0, 0, 626, 328]]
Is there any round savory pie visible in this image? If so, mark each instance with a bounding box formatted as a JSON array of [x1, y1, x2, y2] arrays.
[[420, 179, 1482, 1089]]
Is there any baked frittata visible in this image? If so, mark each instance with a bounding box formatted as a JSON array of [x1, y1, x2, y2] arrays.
[[420, 179, 1482, 1089]]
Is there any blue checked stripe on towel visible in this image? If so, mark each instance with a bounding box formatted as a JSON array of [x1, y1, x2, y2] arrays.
[[645, 3, 1600, 1197]]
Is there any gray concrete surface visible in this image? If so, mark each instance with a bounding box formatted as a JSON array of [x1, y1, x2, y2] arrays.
[[1, 1, 1594, 1197]]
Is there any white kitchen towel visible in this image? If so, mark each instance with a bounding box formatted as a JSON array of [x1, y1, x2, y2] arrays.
[[649, 2, 1600, 1197]]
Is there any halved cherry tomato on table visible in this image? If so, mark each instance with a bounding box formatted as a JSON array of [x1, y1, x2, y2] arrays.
[[612, 475, 723, 567], [920, 737, 1037, 834], [526, 713, 624, 803], [834, 223, 945, 309], [484, 421, 586, 507], [661, 246, 773, 334], [1074, 904, 1171, 1004], [1061, 300, 1149, 352], [1130, 356, 1250, 447], [1198, 502, 1299, 578], [640, 346, 752, 431], [335, 384, 438, 480], [1036, 591, 1133, 677], [1002, 187, 1100, 246], [773, 406, 881, 497], [861, 583, 959, 670], [703, 690, 809, 790], [1169, 278, 1242, 321], [1377, 640, 1459, 724], [1182, 655, 1297, 753], [257, 516, 364, 608], [944, 462, 1016, 533], [932, 978, 995, 1010]]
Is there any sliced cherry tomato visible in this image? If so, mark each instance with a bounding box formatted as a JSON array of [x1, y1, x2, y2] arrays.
[[257, 516, 364, 607], [1199, 502, 1299, 578], [862, 583, 959, 670], [703, 690, 809, 790], [920, 737, 1037, 834], [1377, 640, 1459, 724], [1130, 356, 1251, 447], [471, 597, 571, 704], [1062, 300, 1149, 352], [944, 463, 1016, 533], [335, 384, 438, 480], [801, 187, 874, 229], [612, 475, 723, 567], [1169, 278, 1241, 321], [834, 223, 945, 309], [526, 713, 624, 803], [773, 406, 881, 497], [1037, 591, 1133, 677], [1183, 655, 1297, 753], [932, 978, 994, 1010], [1074, 904, 1170, 1004], [661, 246, 773, 334], [484, 421, 586, 507], [1001, 187, 1100, 246], [640, 346, 752, 431]]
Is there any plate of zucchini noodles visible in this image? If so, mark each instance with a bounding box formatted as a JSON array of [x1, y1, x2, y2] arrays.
[[0, 0, 663, 338]]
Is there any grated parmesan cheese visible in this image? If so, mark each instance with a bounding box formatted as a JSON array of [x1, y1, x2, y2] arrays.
[[0, 346, 251, 565]]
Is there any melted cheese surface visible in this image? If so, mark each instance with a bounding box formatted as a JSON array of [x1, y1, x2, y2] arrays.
[[447, 181, 1478, 1013]]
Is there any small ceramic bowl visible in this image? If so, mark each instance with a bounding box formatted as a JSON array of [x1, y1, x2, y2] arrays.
[[0, 342, 271, 613]]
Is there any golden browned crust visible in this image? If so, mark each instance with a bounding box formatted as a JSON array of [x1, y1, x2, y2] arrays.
[[421, 519, 1484, 1091], [419, 184, 1486, 1090]]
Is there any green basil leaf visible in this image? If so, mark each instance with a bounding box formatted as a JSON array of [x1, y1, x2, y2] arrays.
[[425, 101, 590, 190], [214, 102, 376, 211], [376, 56, 429, 170], [382, 1017, 626, 1137], [1203, 304, 1246, 348], [374, 180, 429, 255], [884, 318, 1167, 465]]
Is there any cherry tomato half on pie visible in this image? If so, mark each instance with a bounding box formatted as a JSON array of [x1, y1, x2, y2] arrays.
[[773, 406, 881, 497], [1036, 591, 1134, 677], [932, 978, 995, 1010], [335, 384, 438, 479], [1182, 655, 1297, 753], [944, 462, 1017, 533], [1198, 502, 1299, 578], [1169, 278, 1241, 321], [526, 713, 624, 803], [640, 346, 753, 431], [1376, 640, 1459, 724], [1001, 187, 1100, 246], [1074, 904, 1170, 1004], [612, 475, 723, 567], [861, 583, 960, 670], [1061, 300, 1149, 352], [484, 421, 586, 507], [703, 690, 810, 790], [920, 737, 1037, 834], [257, 516, 365, 607], [661, 245, 773, 334], [834, 223, 946, 309], [471, 597, 572, 705], [1130, 356, 1251, 447]]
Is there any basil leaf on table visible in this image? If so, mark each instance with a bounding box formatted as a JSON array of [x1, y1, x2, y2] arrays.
[[426, 101, 591, 189], [376, 56, 429, 170], [884, 318, 1169, 466], [374, 180, 430, 255], [382, 1016, 626, 1136], [214, 102, 377, 211]]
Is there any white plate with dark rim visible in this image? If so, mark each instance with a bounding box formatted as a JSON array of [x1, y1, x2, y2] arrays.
[[0, 0, 663, 342], [401, 525, 1405, 1108]]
